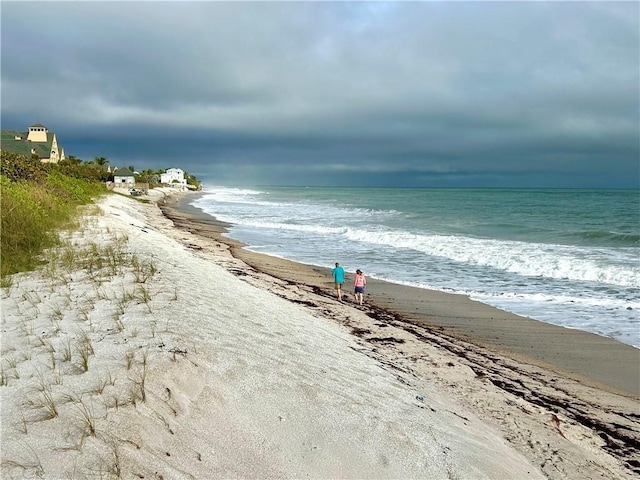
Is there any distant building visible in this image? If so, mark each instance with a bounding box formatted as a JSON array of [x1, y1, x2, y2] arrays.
[[160, 168, 187, 185], [113, 167, 135, 185], [0, 123, 65, 163]]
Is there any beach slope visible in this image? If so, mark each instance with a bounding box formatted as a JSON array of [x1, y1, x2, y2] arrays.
[[0, 191, 636, 479]]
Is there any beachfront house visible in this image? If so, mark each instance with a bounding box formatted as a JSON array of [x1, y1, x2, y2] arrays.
[[160, 168, 187, 186], [0, 123, 66, 163], [113, 167, 135, 186]]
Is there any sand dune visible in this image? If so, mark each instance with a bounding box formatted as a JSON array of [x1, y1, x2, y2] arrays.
[[0, 190, 636, 479]]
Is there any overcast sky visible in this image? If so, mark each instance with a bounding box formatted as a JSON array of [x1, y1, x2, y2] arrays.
[[2, 1, 638, 187]]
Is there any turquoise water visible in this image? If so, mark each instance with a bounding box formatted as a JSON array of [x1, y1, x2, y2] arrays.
[[193, 187, 640, 347]]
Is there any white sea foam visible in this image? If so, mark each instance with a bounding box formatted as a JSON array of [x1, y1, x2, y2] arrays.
[[192, 186, 640, 348], [339, 228, 640, 288], [198, 191, 285, 207]]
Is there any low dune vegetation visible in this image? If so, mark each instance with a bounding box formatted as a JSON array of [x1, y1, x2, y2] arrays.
[[1, 152, 110, 277]]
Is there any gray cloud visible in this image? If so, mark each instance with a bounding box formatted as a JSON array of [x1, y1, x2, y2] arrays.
[[2, 1, 638, 187]]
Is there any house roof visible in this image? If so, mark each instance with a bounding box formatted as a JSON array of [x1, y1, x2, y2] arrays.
[[113, 167, 135, 176], [1, 130, 52, 158]]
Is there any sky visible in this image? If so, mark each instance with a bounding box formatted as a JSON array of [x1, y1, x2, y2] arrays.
[[2, 1, 639, 188]]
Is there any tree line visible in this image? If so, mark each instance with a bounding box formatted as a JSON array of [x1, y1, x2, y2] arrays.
[[53, 155, 201, 188]]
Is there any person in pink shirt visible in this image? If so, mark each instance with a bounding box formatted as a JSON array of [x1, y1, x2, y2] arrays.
[[353, 269, 366, 305]]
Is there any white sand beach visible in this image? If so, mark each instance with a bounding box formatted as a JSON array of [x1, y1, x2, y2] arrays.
[[1, 190, 637, 479]]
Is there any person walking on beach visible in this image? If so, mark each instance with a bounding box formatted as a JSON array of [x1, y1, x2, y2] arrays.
[[332, 262, 346, 301], [354, 269, 366, 305]]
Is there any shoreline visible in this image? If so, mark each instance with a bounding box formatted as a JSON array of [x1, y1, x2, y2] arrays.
[[2, 189, 637, 478], [163, 191, 640, 398], [156, 190, 640, 476], [2, 191, 550, 479]]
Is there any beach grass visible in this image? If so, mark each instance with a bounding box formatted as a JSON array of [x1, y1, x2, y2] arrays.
[[0, 366, 8, 387], [0, 442, 44, 478], [61, 339, 72, 362], [0, 191, 180, 477], [73, 397, 98, 437], [0, 155, 108, 277]]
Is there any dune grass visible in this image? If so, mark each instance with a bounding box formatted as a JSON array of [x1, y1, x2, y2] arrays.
[[1, 155, 191, 478], [1, 155, 107, 277]]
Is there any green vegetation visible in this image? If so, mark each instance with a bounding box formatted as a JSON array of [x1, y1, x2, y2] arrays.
[[134, 168, 201, 189], [1, 152, 107, 277], [1, 151, 201, 277], [185, 172, 200, 188]]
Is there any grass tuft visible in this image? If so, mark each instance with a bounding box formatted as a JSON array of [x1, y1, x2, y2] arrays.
[[0, 441, 45, 477], [74, 397, 98, 437], [124, 351, 135, 370], [62, 339, 72, 362], [1, 274, 14, 290], [136, 285, 153, 313]]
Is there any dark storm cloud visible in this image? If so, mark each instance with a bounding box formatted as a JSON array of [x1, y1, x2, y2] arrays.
[[2, 1, 638, 187]]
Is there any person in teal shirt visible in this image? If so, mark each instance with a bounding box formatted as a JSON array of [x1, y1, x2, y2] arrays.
[[332, 262, 346, 301]]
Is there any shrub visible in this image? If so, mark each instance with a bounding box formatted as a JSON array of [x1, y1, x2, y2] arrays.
[[0, 151, 50, 182]]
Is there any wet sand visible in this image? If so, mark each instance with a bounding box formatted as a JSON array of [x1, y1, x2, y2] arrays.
[[163, 192, 639, 397]]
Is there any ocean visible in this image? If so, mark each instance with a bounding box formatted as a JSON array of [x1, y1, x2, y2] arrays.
[[191, 187, 640, 348]]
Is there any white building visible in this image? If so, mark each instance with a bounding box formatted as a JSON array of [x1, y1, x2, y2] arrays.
[[160, 168, 187, 185], [113, 167, 135, 185]]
